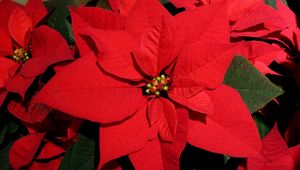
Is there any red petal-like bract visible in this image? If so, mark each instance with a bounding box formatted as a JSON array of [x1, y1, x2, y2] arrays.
[[230, 2, 292, 41], [124, 0, 170, 44], [161, 108, 189, 170], [99, 105, 155, 168], [0, 27, 13, 56], [148, 98, 163, 126], [0, 58, 17, 88], [8, 7, 32, 48], [9, 133, 45, 169], [23, 0, 47, 27], [108, 0, 137, 15], [0, 0, 20, 29], [29, 159, 61, 170], [174, 0, 230, 44], [130, 139, 164, 170], [188, 84, 261, 157], [169, 90, 214, 115], [247, 124, 295, 170], [158, 98, 177, 142], [129, 108, 188, 170], [8, 99, 51, 123], [21, 25, 73, 78], [70, 7, 126, 57], [35, 57, 147, 124], [36, 142, 65, 160], [6, 73, 35, 99], [173, 43, 238, 90], [81, 28, 144, 81], [133, 16, 174, 77]]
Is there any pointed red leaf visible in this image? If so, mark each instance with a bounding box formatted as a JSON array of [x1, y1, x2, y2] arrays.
[[231, 3, 287, 35], [224, 0, 262, 22], [70, 7, 126, 57], [133, 16, 174, 77], [188, 84, 261, 157], [0, 58, 17, 88], [70, 7, 126, 30], [173, 43, 237, 89], [158, 98, 177, 142], [161, 108, 188, 170], [174, 1, 230, 44], [125, 0, 170, 43], [9, 133, 45, 169], [169, 90, 214, 115], [108, 0, 137, 15], [99, 105, 155, 167], [35, 57, 147, 124], [147, 98, 163, 126], [37, 142, 65, 160], [276, 0, 297, 29], [8, 7, 32, 47], [23, 0, 47, 27], [29, 159, 61, 170], [0, 0, 20, 29], [21, 26, 73, 78], [236, 41, 283, 66], [8, 99, 51, 123], [0, 27, 13, 56], [129, 139, 164, 170], [81, 27, 144, 81], [6, 73, 35, 99], [247, 124, 294, 170]]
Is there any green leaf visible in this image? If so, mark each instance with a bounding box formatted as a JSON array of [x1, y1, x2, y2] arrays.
[[59, 133, 96, 170], [252, 113, 272, 139], [0, 120, 19, 145], [97, 0, 112, 10], [160, 0, 169, 4], [224, 56, 283, 113], [0, 141, 13, 170], [264, 0, 288, 9], [48, 7, 75, 45]]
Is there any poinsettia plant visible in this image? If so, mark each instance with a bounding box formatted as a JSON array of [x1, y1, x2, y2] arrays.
[[0, 0, 300, 169]]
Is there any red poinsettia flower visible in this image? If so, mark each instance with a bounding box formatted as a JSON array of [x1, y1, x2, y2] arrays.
[[170, 0, 261, 22], [231, 0, 300, 60], [9, 132, 65, 169], [238, 124, 300, 170], [0, 0, 73, 107], [35, 0, 261, 168]]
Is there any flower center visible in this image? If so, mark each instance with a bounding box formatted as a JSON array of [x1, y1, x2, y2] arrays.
[[12, 48, 31, 63], [145, 74, 170, 97]]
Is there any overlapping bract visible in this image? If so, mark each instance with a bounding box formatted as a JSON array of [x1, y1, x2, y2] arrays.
[[34, 0, 261, 168]]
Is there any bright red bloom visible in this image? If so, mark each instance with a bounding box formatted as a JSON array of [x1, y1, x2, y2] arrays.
[[231, 0, 300, 61], [238, 124, 300, 170], [35, 0, 261, 168], [0, 0, 73, 104], [9, 132, 65, 169]]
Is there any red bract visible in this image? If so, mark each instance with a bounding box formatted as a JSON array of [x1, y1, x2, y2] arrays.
[[231, 1, 300, 60], [35, 0, 261, 168], [170, 0, 262, 22], [242, 124, 300, 170], [234, 41, 284, 75], [0, 0, 73, 102], [108, 0, 137, 15], [9, 132, 65, 169]]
